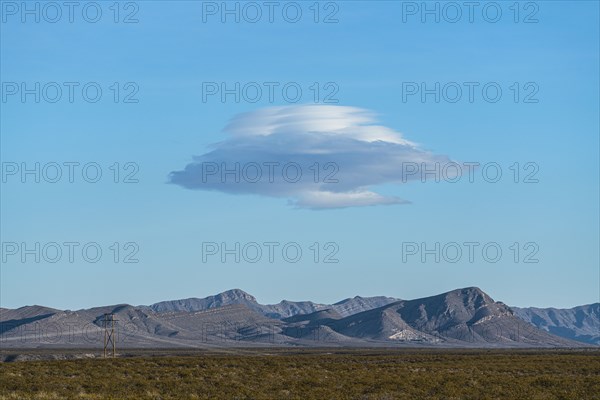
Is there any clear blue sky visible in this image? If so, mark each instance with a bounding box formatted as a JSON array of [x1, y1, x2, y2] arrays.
[[1, 1, 598, 310]]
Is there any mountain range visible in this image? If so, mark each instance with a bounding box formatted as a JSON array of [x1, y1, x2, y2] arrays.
[[146, 289, 397, 319], [1, 288, 597, 349], [512, 304, 599, 346]]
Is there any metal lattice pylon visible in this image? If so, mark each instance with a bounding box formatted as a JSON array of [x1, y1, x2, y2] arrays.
[[102, 313, 117, 358]]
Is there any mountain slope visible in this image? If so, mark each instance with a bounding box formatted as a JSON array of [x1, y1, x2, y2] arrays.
[[512, 303, 600, 345], [148, 289, 259, 313], [332, 296, 399, 317], [328, 288, 580, 346]]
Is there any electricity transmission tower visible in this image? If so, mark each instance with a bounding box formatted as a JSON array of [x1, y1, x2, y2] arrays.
[[102, 313, 117, 358]]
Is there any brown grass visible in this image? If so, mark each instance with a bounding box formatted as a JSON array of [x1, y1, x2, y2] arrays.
[[1, 349, 599, 399]]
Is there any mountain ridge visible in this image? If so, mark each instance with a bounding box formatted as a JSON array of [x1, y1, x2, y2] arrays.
[[1, 287, 595, 349], [145, 289, 399, 319], [512, 303, 599, 346]]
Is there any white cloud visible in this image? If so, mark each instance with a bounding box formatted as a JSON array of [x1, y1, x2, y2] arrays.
[[169, 105, 454, 209], [222, 105, 413, 145]]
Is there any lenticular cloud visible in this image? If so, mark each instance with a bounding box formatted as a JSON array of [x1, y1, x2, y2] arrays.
[[169, 105, 454, 209]]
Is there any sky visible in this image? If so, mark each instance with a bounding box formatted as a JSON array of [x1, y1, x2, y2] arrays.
[[1, 0, 598, 310]]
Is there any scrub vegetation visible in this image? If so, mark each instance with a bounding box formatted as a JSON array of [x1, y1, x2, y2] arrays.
[[1, 349, 599, 399]]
